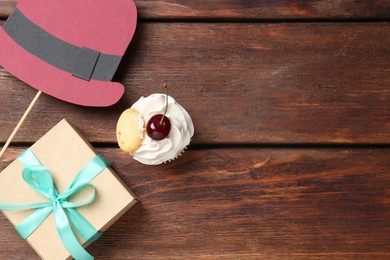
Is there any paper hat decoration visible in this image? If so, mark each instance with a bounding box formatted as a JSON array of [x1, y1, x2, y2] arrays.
[[0, 0, 137, 107]]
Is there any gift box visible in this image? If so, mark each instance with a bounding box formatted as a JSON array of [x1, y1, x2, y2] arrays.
[[0, 119, 137, 259]]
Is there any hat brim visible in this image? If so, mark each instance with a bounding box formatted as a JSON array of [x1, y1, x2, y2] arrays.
[[0, 27, 125, 107]]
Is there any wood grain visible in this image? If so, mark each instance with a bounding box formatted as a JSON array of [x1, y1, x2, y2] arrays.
[[0, 148, 389, 259], [0, 0, 388, 259], [1, 0, 390, 20], [0, 23, 389, 144]]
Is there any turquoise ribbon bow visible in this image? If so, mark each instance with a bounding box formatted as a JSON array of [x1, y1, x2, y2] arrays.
[[0, 148, 110, 260]]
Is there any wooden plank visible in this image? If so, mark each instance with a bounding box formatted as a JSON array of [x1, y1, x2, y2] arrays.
[[0, 148, 389, 259], [0, 23, 389, 144], [1, 1, 390, 20]]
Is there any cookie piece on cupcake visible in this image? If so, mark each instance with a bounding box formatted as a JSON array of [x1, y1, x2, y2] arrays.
[[116, 108, 145, 153]]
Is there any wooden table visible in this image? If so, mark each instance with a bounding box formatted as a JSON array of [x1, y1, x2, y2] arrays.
[[1, 1, 390, 259]]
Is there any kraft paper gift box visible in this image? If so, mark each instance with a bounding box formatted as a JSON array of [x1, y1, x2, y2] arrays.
[[0, 119, 137, 259]]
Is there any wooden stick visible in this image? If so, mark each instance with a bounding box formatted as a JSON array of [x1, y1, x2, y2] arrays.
[[0, 91, 42, 159]]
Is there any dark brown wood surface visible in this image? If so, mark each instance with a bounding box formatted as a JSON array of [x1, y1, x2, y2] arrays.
[[0, 0, 389, 259], [1, 148, 390, 259], [0, 23, 390, 144], [1, 0, 390, 20]]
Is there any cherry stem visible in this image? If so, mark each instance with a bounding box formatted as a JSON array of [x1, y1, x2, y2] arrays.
[[160, 84, 169, 125]]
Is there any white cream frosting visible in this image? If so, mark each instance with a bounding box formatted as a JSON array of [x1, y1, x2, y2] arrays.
[[131, 94, 194, 165]]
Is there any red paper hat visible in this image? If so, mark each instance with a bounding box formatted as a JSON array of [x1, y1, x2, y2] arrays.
[[0, 0, 137, 107]]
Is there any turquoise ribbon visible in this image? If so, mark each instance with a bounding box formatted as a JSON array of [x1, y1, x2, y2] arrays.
[[0, 148, 111, 260]]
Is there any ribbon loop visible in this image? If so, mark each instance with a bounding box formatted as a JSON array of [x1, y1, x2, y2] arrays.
[[22, 165, 58, 199], [61, 184, 97, 209], [0, 148, 110, 260]]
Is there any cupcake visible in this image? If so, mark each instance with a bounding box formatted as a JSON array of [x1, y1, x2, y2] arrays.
[[116, 89, 194, 165]]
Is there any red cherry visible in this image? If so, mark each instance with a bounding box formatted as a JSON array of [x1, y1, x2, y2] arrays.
[[147, 114, 171, 140]]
